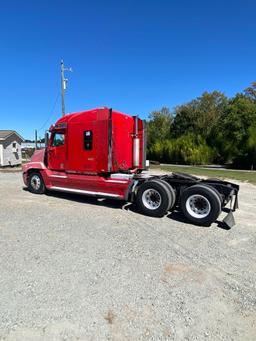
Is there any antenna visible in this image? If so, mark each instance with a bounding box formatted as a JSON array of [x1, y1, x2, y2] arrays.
[[61, 60, 73, 116]]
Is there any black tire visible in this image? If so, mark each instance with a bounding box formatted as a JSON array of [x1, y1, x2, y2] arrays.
[[136, 180, 171, 217], [180, 184, 222, 226], [28, 172, 46, 194], [202, 184, 223, 205], [157, 180, 176, 211]]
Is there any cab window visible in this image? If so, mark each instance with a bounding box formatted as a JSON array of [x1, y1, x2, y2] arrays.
[[52, 133, 65, 147]]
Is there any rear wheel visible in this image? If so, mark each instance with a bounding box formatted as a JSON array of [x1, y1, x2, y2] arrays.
[[136, 180, 171, 217], [180, 184, 222, 225], [28, 172, 45, 194], [157, 180, 176, 211]]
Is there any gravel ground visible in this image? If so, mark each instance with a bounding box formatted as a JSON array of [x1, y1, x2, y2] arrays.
[[0, 172, 255, 341]]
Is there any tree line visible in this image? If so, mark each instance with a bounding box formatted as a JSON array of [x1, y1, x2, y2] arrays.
[[147, 82, 256, 169]]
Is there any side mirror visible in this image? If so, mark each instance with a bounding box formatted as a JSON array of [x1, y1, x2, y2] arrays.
[[45, 131, 49, 147]]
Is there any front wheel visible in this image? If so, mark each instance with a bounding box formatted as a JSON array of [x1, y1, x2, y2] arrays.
[[28, 172, 46, 194], [180, 184, 222, 226], [136, 180, 171, 217]]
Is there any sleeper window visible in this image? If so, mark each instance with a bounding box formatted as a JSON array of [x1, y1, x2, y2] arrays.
[[84, 130, 93, 150]]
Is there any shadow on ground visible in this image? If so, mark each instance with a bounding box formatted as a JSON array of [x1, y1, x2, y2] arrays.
[[23, 187, 124, 210], [167, 208, 231, 230], [23, 187, 232, 230]]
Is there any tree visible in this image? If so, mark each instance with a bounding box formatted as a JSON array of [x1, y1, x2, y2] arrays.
[[172, 91, 228, 138], [247, 122, 256, 169], [213, 94, 256, 165], [147, 83, 256, 169], [147, 107, 173, 148], [148, 133, 214, 165], [244, 82, 256, 101]]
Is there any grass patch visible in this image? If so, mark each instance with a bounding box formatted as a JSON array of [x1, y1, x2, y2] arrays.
[[151, 164, 256, 185]]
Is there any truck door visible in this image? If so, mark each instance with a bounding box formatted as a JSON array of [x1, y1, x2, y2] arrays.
[[47, 132, 66, 171]]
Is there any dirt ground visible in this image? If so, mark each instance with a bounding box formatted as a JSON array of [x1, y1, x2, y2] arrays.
[[0, 172, 255, 341]]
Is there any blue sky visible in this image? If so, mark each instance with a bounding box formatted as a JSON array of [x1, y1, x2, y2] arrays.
[[0, 0, 256, 139]]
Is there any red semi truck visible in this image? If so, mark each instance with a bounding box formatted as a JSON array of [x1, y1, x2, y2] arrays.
[[22, 107, 239, 227]]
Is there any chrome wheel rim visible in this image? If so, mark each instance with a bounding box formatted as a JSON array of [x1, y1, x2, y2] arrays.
[[142, 189, 162, 210], [186, 194, 211, 219], [31, 175, 41, 190]]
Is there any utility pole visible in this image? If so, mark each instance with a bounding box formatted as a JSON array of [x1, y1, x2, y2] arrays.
[[61, 60, 72, 116], [35, 129, 38, 150]]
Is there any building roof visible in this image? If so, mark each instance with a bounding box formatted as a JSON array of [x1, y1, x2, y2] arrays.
[[0, 130, 24, 141]]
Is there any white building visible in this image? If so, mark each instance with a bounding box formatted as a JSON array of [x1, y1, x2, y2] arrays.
[[0, 130, 24, 166]]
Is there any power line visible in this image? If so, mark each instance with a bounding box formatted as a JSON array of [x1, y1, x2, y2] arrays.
[[37, 93, 60, 132]]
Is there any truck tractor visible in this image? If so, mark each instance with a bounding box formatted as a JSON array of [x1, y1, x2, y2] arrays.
[[22, 107, 239, 227]]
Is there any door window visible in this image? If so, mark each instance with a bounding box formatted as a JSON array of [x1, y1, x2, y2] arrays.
[[52, 133, 65, 147]]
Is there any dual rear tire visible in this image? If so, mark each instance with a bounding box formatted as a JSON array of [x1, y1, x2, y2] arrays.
[[136, 181, 222, 225], [136, 180, 176, 217], [180, 184, 222, 225]]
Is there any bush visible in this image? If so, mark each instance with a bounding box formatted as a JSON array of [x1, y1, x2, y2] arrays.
[[148, 134, 215, 165]]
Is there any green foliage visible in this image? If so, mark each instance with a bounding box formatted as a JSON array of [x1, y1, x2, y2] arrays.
[[148, 133, 214, 165], [248, 123, 256, 149], [213, 94, 256, 165], [244, 82, 256, 101], [172, 91, 228, 138], [247, 122, 256, 169], [147, 82, 256, 168], [147, 107, 173, 148]]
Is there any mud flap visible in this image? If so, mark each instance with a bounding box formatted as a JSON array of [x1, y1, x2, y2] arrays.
[[221, 191, 238, 229], [222, 209, 235, 229]]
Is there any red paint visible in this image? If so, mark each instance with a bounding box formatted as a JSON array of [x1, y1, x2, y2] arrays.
[[22, 107, 146, 198]]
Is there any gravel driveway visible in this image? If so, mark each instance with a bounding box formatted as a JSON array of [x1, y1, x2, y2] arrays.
[[0, 172, 255, 341]]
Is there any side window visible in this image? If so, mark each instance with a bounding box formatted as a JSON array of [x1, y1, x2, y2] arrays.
[[52, 133, 65, 147], [84, 130, 93, 150]]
